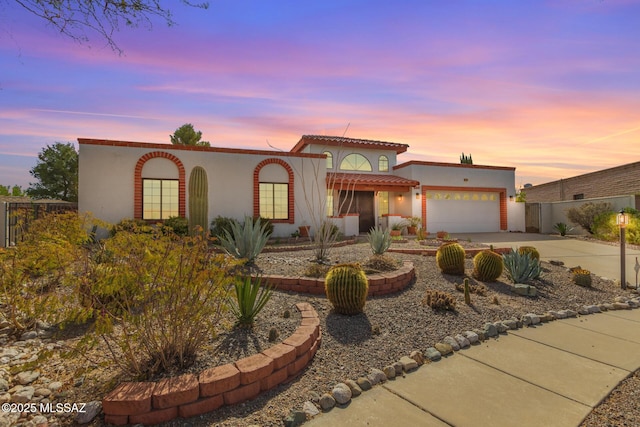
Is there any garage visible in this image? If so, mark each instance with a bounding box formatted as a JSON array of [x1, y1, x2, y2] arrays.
[[425, 190, 502, 233]]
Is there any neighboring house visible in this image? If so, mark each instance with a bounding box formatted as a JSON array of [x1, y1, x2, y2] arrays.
[[78, 135, 524, 236], [524, 161, 640, 204], [522, 161, 640, 234]]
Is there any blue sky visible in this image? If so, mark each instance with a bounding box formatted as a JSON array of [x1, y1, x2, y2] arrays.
[[1, 0, 639, 190]]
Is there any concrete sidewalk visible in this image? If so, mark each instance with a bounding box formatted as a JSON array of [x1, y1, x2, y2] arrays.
[[307, 308, 640, 427], [306, 233, 640, 427]]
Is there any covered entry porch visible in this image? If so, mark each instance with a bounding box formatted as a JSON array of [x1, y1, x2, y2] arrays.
[[327, 173, 420, 234]]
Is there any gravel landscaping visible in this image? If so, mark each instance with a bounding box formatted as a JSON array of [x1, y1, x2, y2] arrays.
[[1, 238, 639, 426]]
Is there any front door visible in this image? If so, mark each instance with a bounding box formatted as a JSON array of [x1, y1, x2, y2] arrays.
[[339, 191, 375, 233]]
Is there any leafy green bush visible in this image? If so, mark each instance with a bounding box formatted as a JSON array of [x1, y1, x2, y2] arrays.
[[592, 208, 640, 245], [229, 276, 272, 326], [84, 230, 234, 378], [367, 226, 391, 255], [163, 216, 189, 236], [566, 202, 612, 234], [218, 216, 271, 264], [502, 248, 541, 284]]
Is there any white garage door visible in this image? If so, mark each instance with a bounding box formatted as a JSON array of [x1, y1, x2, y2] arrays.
[[426, 191, 500, 233]]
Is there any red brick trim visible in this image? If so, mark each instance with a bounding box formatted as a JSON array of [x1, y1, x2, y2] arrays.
[[78, 138, 325, 159], [394, 160, 515, 171], [421, 186, 508, 231], [253, 158, 295, 224], [133, 152, 186, 220], [101, 303, 320, 424], [258, 261, 415, 296]]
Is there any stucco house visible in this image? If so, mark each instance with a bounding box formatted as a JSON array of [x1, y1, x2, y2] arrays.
[[78, 135, 524, 236]]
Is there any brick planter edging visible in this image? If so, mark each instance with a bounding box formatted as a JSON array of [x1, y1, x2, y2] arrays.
[[102, 303, 321, 426], [388, 247, 511, 256], [257, 261, 415, 297]]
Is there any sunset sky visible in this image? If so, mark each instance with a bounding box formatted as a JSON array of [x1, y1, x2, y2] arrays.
[[1, 0, 639, 190]]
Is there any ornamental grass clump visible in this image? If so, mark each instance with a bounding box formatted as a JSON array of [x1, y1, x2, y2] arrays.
[[229, 276, 273, 327], [219, 216, 271, 265], [502, 248, 541, 284], [367, 226, 391, 255], [325, 263, 368, 315]]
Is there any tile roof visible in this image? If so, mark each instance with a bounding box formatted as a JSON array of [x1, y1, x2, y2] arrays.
[[291, 135, 409, 154], [327, 173, 420, 189]]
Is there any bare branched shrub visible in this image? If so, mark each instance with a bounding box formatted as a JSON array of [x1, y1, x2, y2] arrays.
[[566, 202, 612, 234], [83, 230, 234, 378]]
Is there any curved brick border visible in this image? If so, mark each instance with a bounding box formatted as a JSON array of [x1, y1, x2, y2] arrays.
[[258, 261, 415, 297], [388, 247, 511, 256], [102, 303, 321, 426]]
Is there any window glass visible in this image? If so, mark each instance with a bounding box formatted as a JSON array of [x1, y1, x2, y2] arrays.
[[143, 179, 178, 219], [378, 155, 389, 172], [378, 191, 389, 216], [339, 153, 372, 171], [260, 182, 288, 219], [326, 193, 334, 217]]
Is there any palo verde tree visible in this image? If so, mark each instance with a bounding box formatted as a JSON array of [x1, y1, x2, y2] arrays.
[[27, 142, 78, 202], [170, 123, 211, 147], [6, 0, 209, 54]]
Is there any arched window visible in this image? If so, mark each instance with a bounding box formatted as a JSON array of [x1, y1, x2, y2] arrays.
[[339, 153, 372, 171], [134, 151, 186, 220], [378, 155, 389, 172], [323, 151, 333, 169]]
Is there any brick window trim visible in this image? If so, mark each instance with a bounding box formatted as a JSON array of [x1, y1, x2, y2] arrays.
[[253, 159, 295, 224], [134, 152, 186, 220], [421, 185, 508, 231]]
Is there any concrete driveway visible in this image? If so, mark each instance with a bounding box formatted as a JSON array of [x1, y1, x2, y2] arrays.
[[451, 232, 640, 286]]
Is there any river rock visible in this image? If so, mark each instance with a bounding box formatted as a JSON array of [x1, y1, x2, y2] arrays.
[[331, 383, 352, 404], [76, 400, 102, 424]]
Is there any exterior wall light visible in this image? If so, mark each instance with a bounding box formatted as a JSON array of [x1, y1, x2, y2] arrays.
[[617, 209, 630, 289], [416, 192, 420, 200], [398, 194, 403, 201]]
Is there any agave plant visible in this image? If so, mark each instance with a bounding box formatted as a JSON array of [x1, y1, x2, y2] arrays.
[[502, 249, 541, 284], [229, 276, 273, 326], [218, 216, 271, 264], [367, 226, 391, 255]]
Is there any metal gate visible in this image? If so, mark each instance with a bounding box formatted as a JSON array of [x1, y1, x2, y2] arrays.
[[524, 202, 541, 233], [4, 202, 77, 247]]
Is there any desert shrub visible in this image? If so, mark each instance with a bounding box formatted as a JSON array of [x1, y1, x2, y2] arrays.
[[303, 263, 330, 278], [364, 254, 400, 273], [0, 211, 93, 331], [110, 218, 152, 236], [210, 216, 236, 240], [251, 216, 274, 238], [367, 226, 391, 255], [218, 216, 271, 265], [502, 249, 541, 284], [163, 216, 189, 236], [229, 276, 272, 326], [85, 231, 234, 378], [566, 202, 612, 234], [592, 208, 640, 245], [422, 289, 456, 311]]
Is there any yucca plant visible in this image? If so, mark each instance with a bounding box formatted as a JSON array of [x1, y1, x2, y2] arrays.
[[553, 222, 573, 236], [229, 276, 273, 326], [367, 226, 391, 255], [502, 249, 541, 284], [219, 216, 271, 264]]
